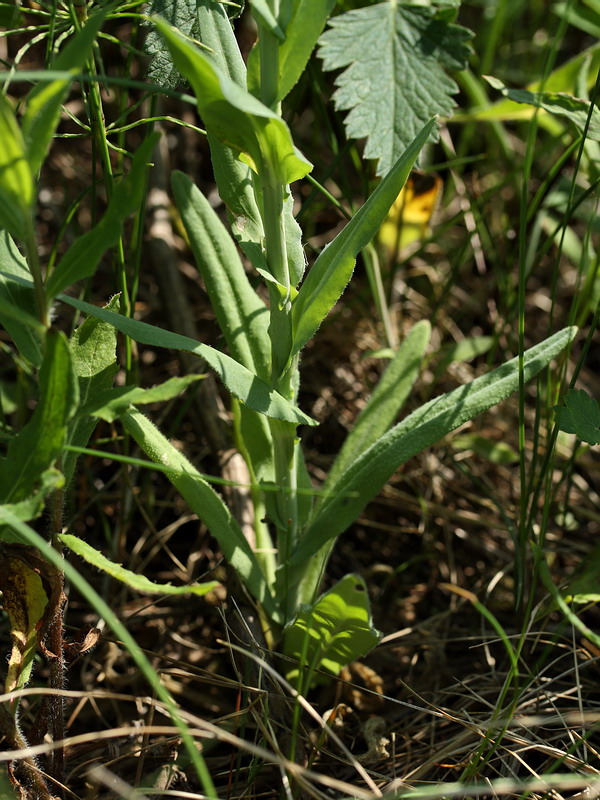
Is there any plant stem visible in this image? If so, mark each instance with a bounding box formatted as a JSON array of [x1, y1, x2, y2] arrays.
[[24, 217, 49, 329]]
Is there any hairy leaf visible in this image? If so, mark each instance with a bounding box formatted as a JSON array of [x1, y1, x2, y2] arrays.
[[292, 327, 577, 569], [59, 534, 220, 597], [292, 119, 434, 356], [0, 94, 34, 239], [122, 408, 278, 620], [318, 2, 472, 176], [58, 293, 315, 426], [153, 17, 312, 186], [145, 0, 200, 89]]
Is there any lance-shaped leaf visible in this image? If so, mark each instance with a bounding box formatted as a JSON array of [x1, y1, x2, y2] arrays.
[[22, 10, 107, 175], [0, 329, 78, 504], [284, 574, 381, 689], [58, 293, 315, 426], [79, 375, 205, 422], [318, 2, 473, 176], [45, 134, 158, 299], [247, 0, 336, 103], [327, 320, 430, 489], [0, 94, 34, 239], [59, 533, 220, 597], [484, 76, 600, 141], [152, 16, 312, 186], [291, 119, 435, 357], [122, 408, 278, 621], [0, 231, 43, 365], [171, 171, 271, 379], [291, 327, 577, 569]]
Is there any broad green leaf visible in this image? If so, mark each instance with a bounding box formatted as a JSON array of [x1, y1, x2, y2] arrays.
[[122, 407, 278, 620], [22, 11, 107, 175], [485, 76, 600, 141], [0, 231, 43, 365], [45, 134, 158, 299], [59, 533, 220, 597], [79, 375, 205, 422], [145, 0, 201, 89], [291, 120, 435, 357], [0, 94, 34, 239], [284, 574, 381, 689], [58, 293, 316, 426], [171, 171, 271, 379], [153, 16, 312, 186], [327, 320, 431, 488], [0, 469, 64, 527], [0, 329, 78, 504], [291, 327, 577, 569], [247, 0, 336, 102], [555, 389, 600, 445], [318, 3, 472, 176], [63, 297, 120, 486]]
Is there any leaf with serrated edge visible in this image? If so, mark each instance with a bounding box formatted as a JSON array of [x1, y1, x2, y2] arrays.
[[59, 534, 220, 597], [318, 3, 472, 176]]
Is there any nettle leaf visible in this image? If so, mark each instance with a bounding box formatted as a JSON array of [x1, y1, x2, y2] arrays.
[[145, 0, 200, 89], [555, 389, 600, 445], [59, 533, 220, 597], [284, 574, 381, 689], [318, 2, 473, 176]]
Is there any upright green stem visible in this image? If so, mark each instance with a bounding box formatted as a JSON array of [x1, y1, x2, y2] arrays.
[[24, 217, 49, 329]]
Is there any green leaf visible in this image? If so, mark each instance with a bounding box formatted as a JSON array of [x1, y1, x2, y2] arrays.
[[79, 375, 205, 422], [318, 3, 472, 176], [554, 389, 600, 445], [561, 543, 600, 605], [327, 320, 431, 489], [291, 327, 577, 569], [171, 171, 271, 379], [247, 0, 336, 102], [291, 119, 435, 356], [122, 408, 278, 620], [0, 329, 78, 504], [58, 533, 220, 597], [284, 574, 381, 689], [249, 0, 285, 39], [153, 16, 312, 185], [63, 297, 120, 486], [450, 434, 518, 465], [58, 293, 316, 426], [0, 470, 64, 527], [484, 76, 600, 141], [45, 134, 158, 299], [0, 94, 34, 239], [22, 11, 107, 175], [145, 0, 200, 89], [0, 232, 43, 365]]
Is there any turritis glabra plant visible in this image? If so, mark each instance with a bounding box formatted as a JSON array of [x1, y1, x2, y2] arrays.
[[0, 1, 578, 786]]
